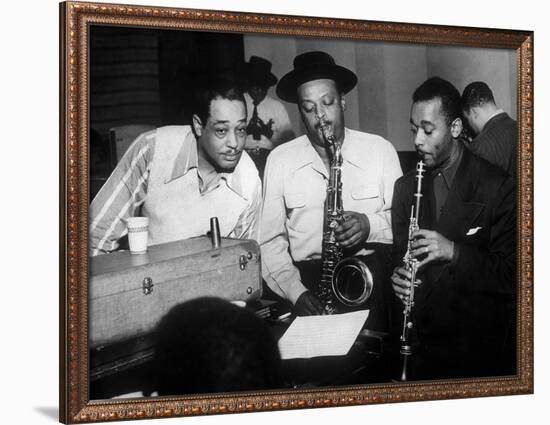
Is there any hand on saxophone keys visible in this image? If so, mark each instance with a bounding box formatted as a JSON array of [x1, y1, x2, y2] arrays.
[[334, 210, 370, 248], [391, 266, 422, 304]]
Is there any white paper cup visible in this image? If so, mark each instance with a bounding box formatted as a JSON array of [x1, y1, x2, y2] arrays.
[[127, 217, 149, 254]]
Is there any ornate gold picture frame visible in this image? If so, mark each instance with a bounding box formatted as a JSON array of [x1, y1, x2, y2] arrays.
[[60, 1, 533, 422]]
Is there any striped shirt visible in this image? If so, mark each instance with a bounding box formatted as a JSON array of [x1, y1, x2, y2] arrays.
[[90, 126, 261, 256]]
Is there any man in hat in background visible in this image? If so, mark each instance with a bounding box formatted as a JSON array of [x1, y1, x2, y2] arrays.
[[260, 51, 402, 317], [243, 56, 295, 177]]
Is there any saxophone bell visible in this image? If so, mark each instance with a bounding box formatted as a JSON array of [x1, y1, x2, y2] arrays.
[[332, 257, 374, 307]]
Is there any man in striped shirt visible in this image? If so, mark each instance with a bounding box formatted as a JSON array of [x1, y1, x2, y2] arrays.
[[90, 79, 262, 256]]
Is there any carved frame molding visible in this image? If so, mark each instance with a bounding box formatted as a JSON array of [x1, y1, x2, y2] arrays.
[[59, 1, 534, 422]]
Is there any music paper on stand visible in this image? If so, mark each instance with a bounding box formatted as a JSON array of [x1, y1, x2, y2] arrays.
[[278, 310, 369, 359]]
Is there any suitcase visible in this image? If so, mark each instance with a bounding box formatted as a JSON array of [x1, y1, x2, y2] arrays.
[[89, 236, 262, 350]]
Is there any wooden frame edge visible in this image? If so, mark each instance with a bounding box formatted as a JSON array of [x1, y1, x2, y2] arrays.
[[60, 1, 535, 422]]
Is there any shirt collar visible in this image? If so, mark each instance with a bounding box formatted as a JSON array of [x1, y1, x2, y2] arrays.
[[168, 130, 198, 181], [293, 128, 364, 175], [166, 129, 247, 199], [431, 141, 464, 189], [341, 129, 366, 169]]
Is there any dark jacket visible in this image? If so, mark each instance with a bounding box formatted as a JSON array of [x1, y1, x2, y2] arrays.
[[468, 111, 517, 178], [391, 148, 516, 379]]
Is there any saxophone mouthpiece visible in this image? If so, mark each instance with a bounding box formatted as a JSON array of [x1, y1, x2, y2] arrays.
[[317, 115, 335, 145]]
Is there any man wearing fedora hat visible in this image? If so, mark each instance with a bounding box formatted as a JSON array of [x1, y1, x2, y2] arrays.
[[243, 56, 295, 177], [260, 51, 402, 316]]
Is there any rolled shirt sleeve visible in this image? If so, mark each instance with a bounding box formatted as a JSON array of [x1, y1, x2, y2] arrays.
[[89, 133, 153, 256]]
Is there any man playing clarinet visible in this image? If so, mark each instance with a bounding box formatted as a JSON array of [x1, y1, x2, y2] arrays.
[[390, 77, 517, 380]]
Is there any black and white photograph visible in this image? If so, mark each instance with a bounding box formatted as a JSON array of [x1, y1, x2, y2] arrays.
[[52, 0, 538, 423], [87, 18, 519, 398], [7, 0, 550, 424]]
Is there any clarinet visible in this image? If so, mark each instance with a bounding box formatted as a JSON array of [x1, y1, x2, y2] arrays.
[[399, 160, 426, 381]]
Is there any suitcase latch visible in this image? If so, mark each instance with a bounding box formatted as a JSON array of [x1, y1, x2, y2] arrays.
[[239, 254, 248, 271], [239, 252, 254, 271], [142, 277, 154, 295]]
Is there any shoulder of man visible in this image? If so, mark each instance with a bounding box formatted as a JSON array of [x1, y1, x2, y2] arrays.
[[134, 125, 192, 166], [123, 126, 158, 150], [237, 149, 259, 176], [484, 112, 517, 133], [465, 148, 512, 186], [496, 111, 517, 125], [268, 134, 309, 159], [447, 149, 515, 214], [261, 135, 309, 178], [114, 126, 161, 167], [345, 128, 397, 153], [153, 125, 193, 143], [234, 150, 261, 194], [151, 125, 195, 158], [500, 113, 518, 133]]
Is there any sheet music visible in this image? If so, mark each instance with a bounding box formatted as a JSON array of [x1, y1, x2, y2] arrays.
[[278, 310, 370, 360]]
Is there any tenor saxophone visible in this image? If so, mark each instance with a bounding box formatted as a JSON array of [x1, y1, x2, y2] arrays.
[[399, 160, 426, 381], [317, 115, 373, 314]]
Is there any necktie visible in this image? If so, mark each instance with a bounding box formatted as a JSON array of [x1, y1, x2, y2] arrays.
[[251, 103, 261, 141]]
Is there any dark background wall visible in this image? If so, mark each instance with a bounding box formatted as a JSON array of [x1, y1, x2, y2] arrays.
[[90, 26, 161, 135], [90, 25, 244, 134], [89, 26, 517, 198], [243, 35, 517, 152], [89, 26, 244, 198]]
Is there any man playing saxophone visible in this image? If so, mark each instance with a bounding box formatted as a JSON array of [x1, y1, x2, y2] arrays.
[[260, 51, 402, 319], [390, 77, 516, 380]]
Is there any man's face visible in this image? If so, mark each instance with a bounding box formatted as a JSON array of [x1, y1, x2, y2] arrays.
[[410, 98, 459, 170], [297, 79, 345, 148], [248, 85, 268, 104], [194, 97, 247, 172]]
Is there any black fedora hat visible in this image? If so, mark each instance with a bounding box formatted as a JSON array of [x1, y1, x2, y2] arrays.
[[245, 56, 278, 87], [276, 51, 357, 103]]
